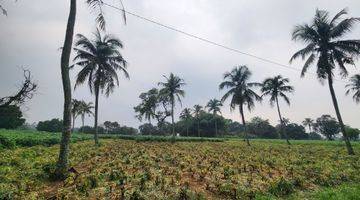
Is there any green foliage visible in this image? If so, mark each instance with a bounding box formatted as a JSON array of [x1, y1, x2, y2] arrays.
[[279, 123, 308, 140], [36, 118, 63, 132], [0, 135, 16, 149], [247, 117, 278, 139], [345, 126, 360, 141], [176, 112, 227, 137], [0, 129, 93, 148], [0, 105, 25, 129], [103, 121, 138, 135], [313, 115, 340, 140], [0, 139, 359, 199]]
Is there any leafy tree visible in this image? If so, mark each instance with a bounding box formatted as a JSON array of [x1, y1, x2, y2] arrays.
[[346, 74, 360, 103], [134, 88, 159, 125], [302, 118, 314, 133], [72, 30, 129, 146], [313, 115, 340, 140], [219, 66, 261, 145], [0, 70, 36, 130], [206, 99, 223, 137], [225, 120, 245, 136], [77, 100, 94, 131], [103, 121, 120, 133], [247, 117, 278, 139], [345, 126, 360, 141], [261, 75, 294, 145], [56, 0, 126, 177], [158, 73, 186, 137], [279, 123, 308, 140], [37, 119, 63, 133], [180, 108, 193, 137], [290, 8, 359, 154], [193, 104, 203, 137], [0, 105, 25, 129], [139, 123, 159, 135]]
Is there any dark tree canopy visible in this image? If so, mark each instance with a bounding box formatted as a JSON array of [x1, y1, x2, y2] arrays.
[[247, 117, 278, 139], [0, 105, 25, 129], [313, 115, 340, 140], [37, 119, 63, 133]]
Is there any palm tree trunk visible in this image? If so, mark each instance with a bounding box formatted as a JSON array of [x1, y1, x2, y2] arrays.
[[215, 119, 218, 138], [239, 104, 250, 146], [276, 96, 290, 145], [308, 125, 311, 133], [56, 0, 76, 179], [94, 87, 100, 146], [171, 98, 175, 137], [327, 75, 355, 155], [81, 114, 85, 131]]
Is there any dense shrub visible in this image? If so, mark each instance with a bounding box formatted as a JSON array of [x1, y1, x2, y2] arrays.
[[37, 118, 63, 132]]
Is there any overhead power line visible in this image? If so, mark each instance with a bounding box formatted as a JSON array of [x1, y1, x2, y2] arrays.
[[103, 2, 347, 83]]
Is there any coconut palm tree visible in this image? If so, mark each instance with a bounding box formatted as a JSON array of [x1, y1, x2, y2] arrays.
[[346, 74, 360, 104], [290, 8, 359, 155], [219, 66, 261, 145], [134, 88, 159, 125], [260, 75, 294, 145], [206, 99, 223, 137], [158, 73, 185, 137], [180, 108, 192, 137], [56, 0, 126, 178], [71, 99, 82, 131], [302, 118, 314, 133], [77, 100, 94, 131], [72, 30, 128, 146], [193, 105, 203, 137]]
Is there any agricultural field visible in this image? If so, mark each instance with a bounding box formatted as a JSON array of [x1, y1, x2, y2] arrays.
[[0, 135, 359, 199], [0, 129, 94, 148]]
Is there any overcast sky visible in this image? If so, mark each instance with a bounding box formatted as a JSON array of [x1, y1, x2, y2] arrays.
[[1, 0, 359, 129]]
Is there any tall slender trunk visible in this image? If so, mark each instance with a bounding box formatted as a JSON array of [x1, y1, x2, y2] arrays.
[[171, 97, 175, 137], [148, 119, 152, 136], [239, 104, 250, 146], [82, 114, 84, 127], [94, 87, 100, 146], [186, 124, 189, 137], [327, 75, 355, 155], [276, 96, 290, 145], [308, 125, 311, 133], [215, 118, 218, 138], [81, 114, 85, 132], [56, 0, 76, 179]]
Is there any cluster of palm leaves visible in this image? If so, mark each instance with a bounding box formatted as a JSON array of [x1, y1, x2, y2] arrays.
[[134, 73, 185, 137], [219, 66, 294, 145], [290, 8, 360, 155], [71, 29, 129, 145], [71, 99, 94, 130], [54, 0, 127, 177]]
